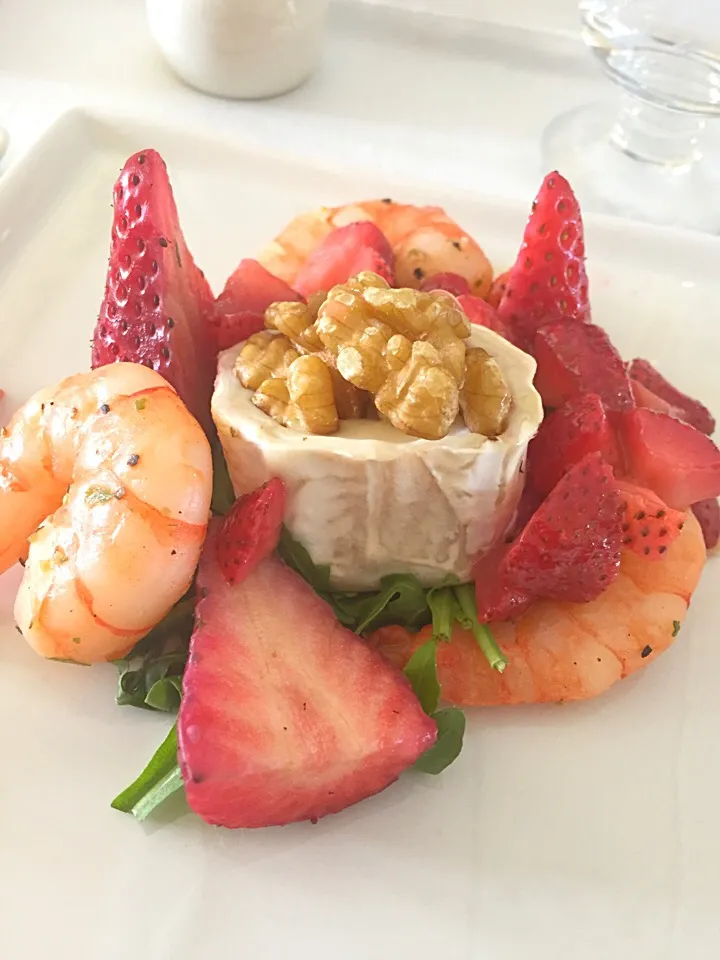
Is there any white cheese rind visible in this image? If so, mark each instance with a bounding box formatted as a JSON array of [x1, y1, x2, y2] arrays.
[[212, 327, 543, 590]]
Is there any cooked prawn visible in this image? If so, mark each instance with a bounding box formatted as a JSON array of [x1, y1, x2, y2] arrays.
[[0, 363, 212, 664], [369, 512, 707, 705], [259, 200, 494, 297]]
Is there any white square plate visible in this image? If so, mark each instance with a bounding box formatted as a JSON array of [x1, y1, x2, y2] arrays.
[[1, 110, 719, 960]]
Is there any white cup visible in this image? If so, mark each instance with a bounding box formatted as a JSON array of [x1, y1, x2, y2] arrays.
[[146, 0, 330, 99]]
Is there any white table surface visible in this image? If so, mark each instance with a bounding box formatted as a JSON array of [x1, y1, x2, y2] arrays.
[[0, 0, 594, 206]]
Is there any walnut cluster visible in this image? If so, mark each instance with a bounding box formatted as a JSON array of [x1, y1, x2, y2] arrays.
[[234, 272, 511, 440]]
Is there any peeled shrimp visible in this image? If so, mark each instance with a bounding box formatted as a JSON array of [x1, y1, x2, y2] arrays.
[[259, 199, 494, 297], [370, 513, 707, 705], [0, 363, 212, 664]]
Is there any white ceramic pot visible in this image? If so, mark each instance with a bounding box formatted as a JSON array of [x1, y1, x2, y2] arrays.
[[146, 0, 330, 99]]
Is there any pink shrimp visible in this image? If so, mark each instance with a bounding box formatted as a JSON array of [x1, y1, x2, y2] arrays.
[[369, 512, 707, 705], [0, 363, 212, 664], [258, 199, 494, 297]]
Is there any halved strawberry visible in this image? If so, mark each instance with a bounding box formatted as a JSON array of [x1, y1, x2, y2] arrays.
[[293, 222, 395, 299], [617, 480, 685, 559], [487, 269, 509, 310], [211, 259, 301, 352], [527, 393, 620, 498], [420, 272, 471, 297], [692, 498, 719, 549], [534, 320, 634, 412], [92, 149, 216, 433], [179, 525, 436, 828], [628, 358, 715, 435], [475, 453, 622, 621], [216, 479, 285, 586], [619, 408, 720, 507], [497, 172, 589, 346], [457, 293, 513, 341]]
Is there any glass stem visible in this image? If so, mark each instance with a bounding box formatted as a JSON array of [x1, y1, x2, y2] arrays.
[[609, 93, 706, 169]]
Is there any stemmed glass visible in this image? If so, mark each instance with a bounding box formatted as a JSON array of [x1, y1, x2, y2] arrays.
[[542, 1, 720, 232]]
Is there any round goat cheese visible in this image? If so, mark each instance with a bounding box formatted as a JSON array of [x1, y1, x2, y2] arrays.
[[212, 326, 543, 590]]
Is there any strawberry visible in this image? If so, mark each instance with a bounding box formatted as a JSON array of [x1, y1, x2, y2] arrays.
[[619, 408, 720, 507], [627, 358, 715, 435], [692, 498, 720, 549], [211, 259, 301, 352], [457, 293, 513, 341], [216, 479, 286, 586], [534, 320, 634, 412], [487, 269, 510, 310], [630, 379, 677, 419], [420, 272, 471, 297], [475, 453, 622, 621], [92, 149, 216, 433], [179, 526, 437, 828], [616, 480, 685, 559], [497, 172, 589, 346], [526, 393, 620, 497], [293, 222, 396, 299]]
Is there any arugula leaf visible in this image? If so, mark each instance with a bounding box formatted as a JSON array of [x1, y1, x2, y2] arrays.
[[414, 708, 466, 774], [211, 443, 236, 517], [403, 640, 441, 714], [278, 529, 431, 634], [144, 676, 183, 712], [278, 527, 332, 595], [340, 574, 431, 635], [426, 584, 470, 642], [113, 592, 194, 711], [454, 584, 507, 673], [111, 724, 183, 820], [404, 639, 466, 775]]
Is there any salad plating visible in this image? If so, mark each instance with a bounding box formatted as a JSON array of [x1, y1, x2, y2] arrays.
[[1, 151, 718, 828]]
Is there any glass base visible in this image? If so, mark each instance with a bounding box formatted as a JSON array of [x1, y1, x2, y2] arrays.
[[542, 101, 720, 234]]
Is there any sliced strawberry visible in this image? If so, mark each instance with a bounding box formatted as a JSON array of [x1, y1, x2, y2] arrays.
[[179, 526, 436, 828], [420, 272, 471, 297], [487, 269, 510, 310], [293, 222, 395, 299], [616, 480, 685, 559], [534, 320, 634, 412], [619, 408, 720, 507], [216, 479, 285, 586], [457, 293, 513, 341], [497, 172, 589, 346], [630, 379, 677, 418], [628, 358, 715, 435], [92, 149, 216, 433], [475, 453, 622, 621], [527, 393, 620, 498], [211, 259, 301, 352], [692, 498, 719, 549]]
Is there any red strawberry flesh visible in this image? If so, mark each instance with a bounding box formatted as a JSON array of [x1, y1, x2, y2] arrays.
[[630, 379, 677, 419], [497, 171, 589, 345], [616, 480, 685, 559], [628, 358, 715, 435], [527, 393, 620, 498], [293, 222, 395, 299], [179, 527, 437, 828], [216, 478, 286, 586], [457, 293, 513, 341], [619, 408, 720, 507], [692, 498, 720, 549], [534, 320, 635, 413], [420, 272, 471, 297], [475, 452, 622, 621], [91, 149, 216, 433], [487, 269, 510, 310], [211, 259, 301, 351]]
